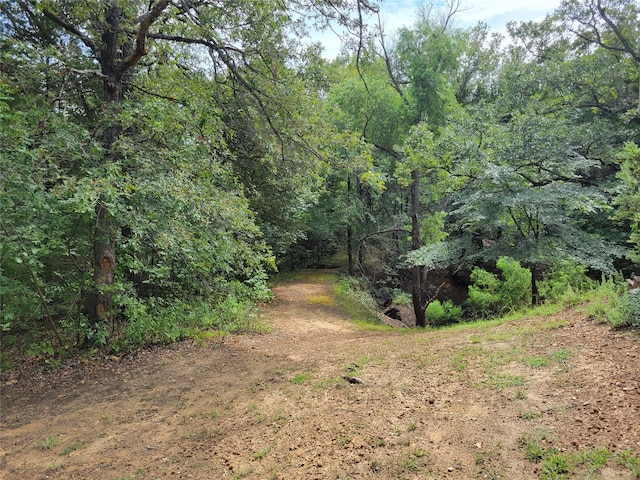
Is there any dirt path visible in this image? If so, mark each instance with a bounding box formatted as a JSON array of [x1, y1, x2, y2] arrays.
[[1, 270, 639, 479]]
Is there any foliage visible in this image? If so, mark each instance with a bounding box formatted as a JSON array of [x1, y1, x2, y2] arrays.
[[333, 276, 381, 325], [467, 257, 531, 317], [614, 142, 640, 263], [538, 262, 596, 305], [425, 299, 462, 326], [607, 288, 640, 329]]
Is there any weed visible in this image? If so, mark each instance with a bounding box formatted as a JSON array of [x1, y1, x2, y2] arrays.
[[336, 435, 352, 446], [290, 370, 313, 384], [515, 389, 527, 400], [541, 450, 570, 480], [375, 438, 386, 447], [618, 448, 640, 476], [579, 447, 611, 473], [61, 442, 80, 455], [41, 436, 58, 450], [520, 410, 542, 420], [553, 349, 572, 364], [525, 356, 549, 368], [408, 421, 418, 432], [232, 467, 254, 479], [486, 372, 524, 390], [252, 444, 273, 460]]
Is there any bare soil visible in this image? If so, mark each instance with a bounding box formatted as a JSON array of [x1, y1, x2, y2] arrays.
[[1, 270, 639, 479]]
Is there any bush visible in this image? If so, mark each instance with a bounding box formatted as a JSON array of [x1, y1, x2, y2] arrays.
[[426, 299, 463, 326], [608, 289, 640, 329], [466, 257, 531, 317], [539, 261, 596, 305]]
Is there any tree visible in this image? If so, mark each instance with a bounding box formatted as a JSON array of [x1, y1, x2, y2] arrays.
[[1, 0, 377, 346]]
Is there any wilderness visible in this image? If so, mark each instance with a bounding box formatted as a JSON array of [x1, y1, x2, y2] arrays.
[[1, 0, 639, 478]]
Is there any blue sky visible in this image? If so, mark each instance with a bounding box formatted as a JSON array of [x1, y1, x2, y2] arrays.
[[314, 0, 564, 58]]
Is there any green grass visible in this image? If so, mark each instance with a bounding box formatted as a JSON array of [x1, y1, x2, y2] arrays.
[[252, 444, 273, 460], [41, 436, 58, 450], [519, 430, 638, 479], [525, 356, 549, 368], [290, 370, 313, 384]]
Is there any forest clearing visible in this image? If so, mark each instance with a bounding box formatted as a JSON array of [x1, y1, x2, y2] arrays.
[[1, 270, 639, 480]]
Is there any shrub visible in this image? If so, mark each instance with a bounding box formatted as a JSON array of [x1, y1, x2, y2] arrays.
[[466, 257, 531, 317], [608, 288, 640, 329], [539, 261, 596, 305], [426, 299, 463, 326]]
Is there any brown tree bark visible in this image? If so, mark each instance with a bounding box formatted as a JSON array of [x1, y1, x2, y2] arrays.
[[411, 169, 426, 327]]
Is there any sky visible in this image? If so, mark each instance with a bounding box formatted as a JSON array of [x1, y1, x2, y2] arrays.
[[314, 0, 564, 58]]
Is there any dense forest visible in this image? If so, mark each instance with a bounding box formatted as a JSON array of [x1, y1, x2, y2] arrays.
[[1, 0, 639, 360]]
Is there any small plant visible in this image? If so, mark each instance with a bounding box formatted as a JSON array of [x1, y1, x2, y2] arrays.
[[525, 356, 549, 369], [553, 349, 572, 364], [252, 444, 273, 460], [541, 450, 570, 480], [336, 435, 352, 446], [618, 448, 640, 477], [41, 436, 58, 450], [408, 421, 418, 431], [61, 442, 81, 455], [290, 370, 313, 384], [519, 410, 542, 420]]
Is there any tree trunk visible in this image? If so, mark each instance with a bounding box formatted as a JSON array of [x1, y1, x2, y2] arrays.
[[411, 169, 426, 328], [347, 175, 354, 276], [89, 203, 117, 327], [530, 265, 539, 306], [88, 5, 129, 328]]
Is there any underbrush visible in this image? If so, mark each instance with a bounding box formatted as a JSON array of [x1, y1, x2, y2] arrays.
[[332, 275, 389, 329], [1, 288, 272, 369]]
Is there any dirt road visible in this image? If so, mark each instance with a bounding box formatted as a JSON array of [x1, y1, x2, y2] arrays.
[[1, 270, 639, 479]]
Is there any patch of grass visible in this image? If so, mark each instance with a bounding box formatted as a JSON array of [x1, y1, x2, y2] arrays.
[[290, 370, 313, 385], [61, 442, 81, 455], [486, 372, 524, 391], [520, 430, 632, 479], [553, 349, 572, 364], [41, 436, 58, 450], [407, 421, 418, 432], [332, 276, 380, 325], [525, 356, 549, 369], [618, 448, 640, 477], [579, 447, 611, 474], [232, 467, 254, 479], [519, 410, 542, 420], [252, 444, 273, 460], [306, 294, 336, 306], [451, 345, 483, 372]]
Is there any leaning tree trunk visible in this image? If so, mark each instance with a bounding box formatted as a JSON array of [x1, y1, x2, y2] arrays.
[[411, 169, 426, 328]]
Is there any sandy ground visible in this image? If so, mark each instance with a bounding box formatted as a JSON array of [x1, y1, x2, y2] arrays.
[[1, 270, 639, 479]]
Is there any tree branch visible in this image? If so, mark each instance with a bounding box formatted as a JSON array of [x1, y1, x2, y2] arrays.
[[596, 0, 640, 64], [40, 5, 97, 54], [117, 0, 173, 74]]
